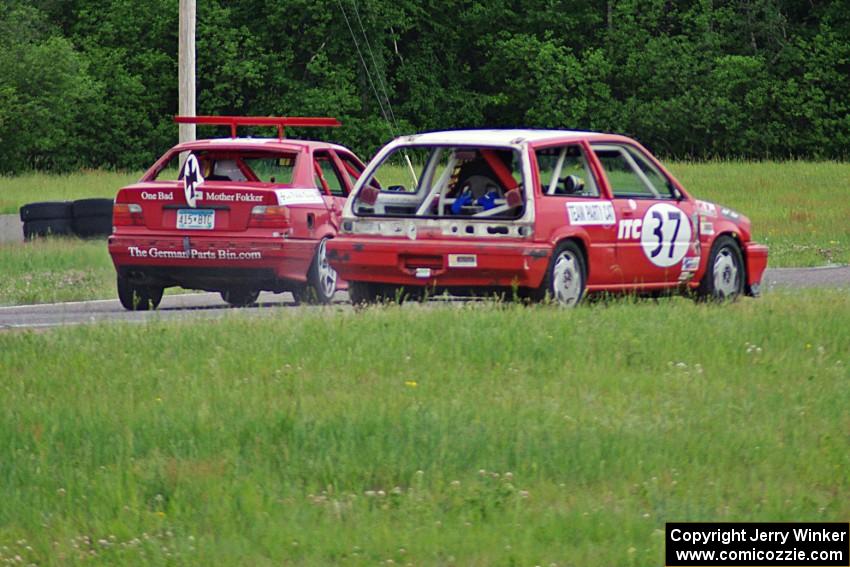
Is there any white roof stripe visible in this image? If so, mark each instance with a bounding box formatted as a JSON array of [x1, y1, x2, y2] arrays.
[[401, 129, 599, 146]]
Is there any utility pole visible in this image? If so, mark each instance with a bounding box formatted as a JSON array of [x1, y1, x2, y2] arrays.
[[178, 0, 196, 145]]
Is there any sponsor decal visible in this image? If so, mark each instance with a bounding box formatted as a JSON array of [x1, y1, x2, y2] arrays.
[[696, 199, 718, 217], [275, 188, 325, 206], [721, 207, 741, 220], [448, 254, 477, 268], [182, 154, 204, 208], [141, 191, 174, 200], [566, 201, 616, 226], [618, 203, 693, 268], [618, 218, 643, 240], [127, 245, 261, 261], [201, 192, 264, 203], [700, 220, 715, 235], [414, 267, 431, 278]]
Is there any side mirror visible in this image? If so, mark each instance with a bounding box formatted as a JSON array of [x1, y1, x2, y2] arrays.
[[669, 184, 684, 201]]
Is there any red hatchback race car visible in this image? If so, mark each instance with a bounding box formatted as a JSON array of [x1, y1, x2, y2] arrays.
[[327, 130, 768, 305], [108, 116, 366, 310]]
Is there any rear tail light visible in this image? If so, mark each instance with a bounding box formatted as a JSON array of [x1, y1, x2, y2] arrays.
[[249, 205, 291, 228], [113, 203, 144, 226]]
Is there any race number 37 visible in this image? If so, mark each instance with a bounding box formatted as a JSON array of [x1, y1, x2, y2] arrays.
[[640, 203, 692, 267]]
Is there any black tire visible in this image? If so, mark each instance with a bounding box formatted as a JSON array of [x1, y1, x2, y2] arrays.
[[347, 281, 378, 305], [347, 281, 417, 305], [220, 288, 260, 307], [526, 241, 587, 306], [72, 215, 113, 238], [23, 219, 73, 239], [19, 201, 72, 222], [72, 198, 114, 218], [292, 238, 337, 304], [697, 235, 745, 301], [117, 276, 163, 311]]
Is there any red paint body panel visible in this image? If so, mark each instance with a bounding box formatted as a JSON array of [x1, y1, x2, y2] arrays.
[[328, 236, 550, 287]]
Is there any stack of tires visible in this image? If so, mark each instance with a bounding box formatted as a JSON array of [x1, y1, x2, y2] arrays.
[[19, 198, 114, 240]]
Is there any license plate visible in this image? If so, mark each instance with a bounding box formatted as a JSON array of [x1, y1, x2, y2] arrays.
[[177, 209, 214, 230]]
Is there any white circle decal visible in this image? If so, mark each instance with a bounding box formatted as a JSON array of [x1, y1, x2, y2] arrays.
[[639, 203, 692, 267], [182, 154, 204, 208]]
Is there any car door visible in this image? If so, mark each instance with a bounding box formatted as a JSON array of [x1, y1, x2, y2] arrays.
[[590, 143, 695, 285], [313, 150, 352, 229], [533, 142, 622, 286]]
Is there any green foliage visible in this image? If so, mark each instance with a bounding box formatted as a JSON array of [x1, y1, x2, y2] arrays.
[[0, 0, 849, 173]]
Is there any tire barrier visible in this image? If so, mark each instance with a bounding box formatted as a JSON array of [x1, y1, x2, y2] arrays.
[[71, 198, 114, 238], [19, 198, 114, 240]]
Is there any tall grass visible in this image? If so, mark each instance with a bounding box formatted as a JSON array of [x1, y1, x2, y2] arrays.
[[0, 292, 847, 565]]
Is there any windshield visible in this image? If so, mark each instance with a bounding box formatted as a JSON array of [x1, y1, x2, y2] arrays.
[[353, 146, 525, 219]]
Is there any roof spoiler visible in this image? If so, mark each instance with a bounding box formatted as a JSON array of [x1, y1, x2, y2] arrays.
[[174, 115, 341, 139]]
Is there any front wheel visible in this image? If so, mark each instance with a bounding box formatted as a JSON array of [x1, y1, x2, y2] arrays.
[[117, 276, 163, 311], [528, 241, 586, 306], [292, 238, 337, 304], [697, 235, 745, 301]]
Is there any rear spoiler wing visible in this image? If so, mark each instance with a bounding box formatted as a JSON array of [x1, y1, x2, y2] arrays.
[[174, 116, 341, 139]]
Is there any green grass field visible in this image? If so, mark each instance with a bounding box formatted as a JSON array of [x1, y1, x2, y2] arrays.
[[0, 293, 847, 565]]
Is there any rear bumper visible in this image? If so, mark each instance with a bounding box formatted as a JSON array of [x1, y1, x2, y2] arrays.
[[108, 233, 316, 288], [327, 236, 550, 288], [745, 242, 769, 295]]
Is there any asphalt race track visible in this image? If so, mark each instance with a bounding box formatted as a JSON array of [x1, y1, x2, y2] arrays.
[[0, 266, 847, 331]]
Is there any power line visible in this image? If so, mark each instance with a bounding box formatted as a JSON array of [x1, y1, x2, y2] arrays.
[[350, 0, 399, 132], [335, 0, 395, 138]]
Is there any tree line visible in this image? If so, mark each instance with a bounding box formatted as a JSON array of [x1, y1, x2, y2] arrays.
[[1, 0, 848, 174]]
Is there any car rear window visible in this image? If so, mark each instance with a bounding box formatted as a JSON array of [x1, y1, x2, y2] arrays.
[[149, 150, 298, 185], [353, 145, 525, 219]]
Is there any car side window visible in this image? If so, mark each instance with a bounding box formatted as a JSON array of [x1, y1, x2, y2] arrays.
[[337, 152, 365, 187], [535, 144, 599, 197], [591, 144, 675, 199], [314, 152, 347, 196]]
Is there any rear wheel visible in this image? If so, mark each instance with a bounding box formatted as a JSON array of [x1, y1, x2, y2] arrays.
[[527, 241, 586, 307], [117, 276, 163, 311], [220, 288, 260, 307], [697, 235, 744, 301], [292, 238, 338, 304]]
